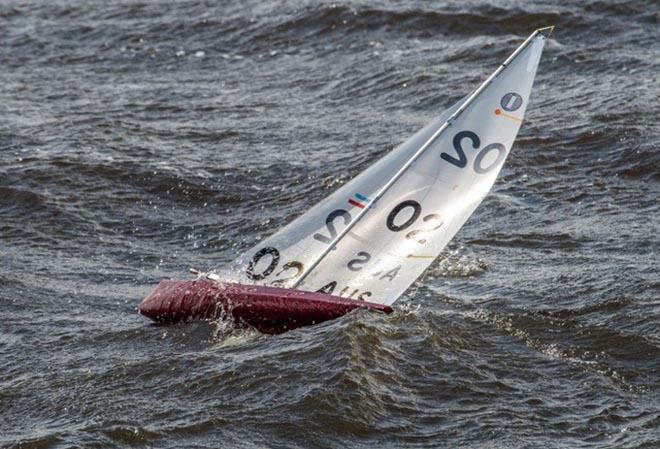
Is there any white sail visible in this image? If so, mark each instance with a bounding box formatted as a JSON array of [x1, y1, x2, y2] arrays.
[[224, 28, 551, 305]]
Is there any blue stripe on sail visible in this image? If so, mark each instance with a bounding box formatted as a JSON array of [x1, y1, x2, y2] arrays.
[[355, 193, 370, 202]]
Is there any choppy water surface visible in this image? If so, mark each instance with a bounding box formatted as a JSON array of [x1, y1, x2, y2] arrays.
[[1, 0, 659, 447]]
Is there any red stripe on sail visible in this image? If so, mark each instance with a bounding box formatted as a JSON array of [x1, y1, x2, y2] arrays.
[[348, 198, 365, 208]]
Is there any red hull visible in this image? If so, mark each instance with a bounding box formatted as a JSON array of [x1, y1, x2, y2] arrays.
[[138, 279, 393, 334]]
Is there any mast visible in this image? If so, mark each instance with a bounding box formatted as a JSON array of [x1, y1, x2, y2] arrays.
[[291, 27, 553, 289]]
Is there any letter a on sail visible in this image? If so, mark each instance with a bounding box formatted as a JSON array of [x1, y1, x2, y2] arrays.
[[227, 28, 552, 306]]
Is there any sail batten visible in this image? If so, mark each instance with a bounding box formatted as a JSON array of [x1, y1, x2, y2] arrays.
[[226, 28, 550, 306]]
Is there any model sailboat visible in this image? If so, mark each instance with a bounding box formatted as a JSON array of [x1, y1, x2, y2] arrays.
[[139, 27, 552, 333]]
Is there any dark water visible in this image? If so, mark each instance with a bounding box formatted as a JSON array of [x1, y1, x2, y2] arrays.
[[1, 0, 659, 447]]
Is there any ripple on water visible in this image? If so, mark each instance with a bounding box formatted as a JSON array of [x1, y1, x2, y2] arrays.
[[1, 0, 659, 448]]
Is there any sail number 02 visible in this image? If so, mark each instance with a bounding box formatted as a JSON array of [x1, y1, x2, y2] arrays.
[[441, 130, 506, 174], [246, 247, 304, 284], [246, 198, 443, 281]]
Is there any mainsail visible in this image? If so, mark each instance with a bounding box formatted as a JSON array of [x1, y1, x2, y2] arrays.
[[224, 28, 552, 306]]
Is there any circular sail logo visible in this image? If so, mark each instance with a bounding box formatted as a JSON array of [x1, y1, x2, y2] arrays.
[[500, 92, 523, 111]]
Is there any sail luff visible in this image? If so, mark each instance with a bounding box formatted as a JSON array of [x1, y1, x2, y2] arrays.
[[291, 28, 550, 290]]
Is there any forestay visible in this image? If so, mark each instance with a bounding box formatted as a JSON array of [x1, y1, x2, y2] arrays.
[[224, 28, 551, 306]]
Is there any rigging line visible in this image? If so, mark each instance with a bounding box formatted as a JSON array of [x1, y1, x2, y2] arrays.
[[291, 27, 551, 289]]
